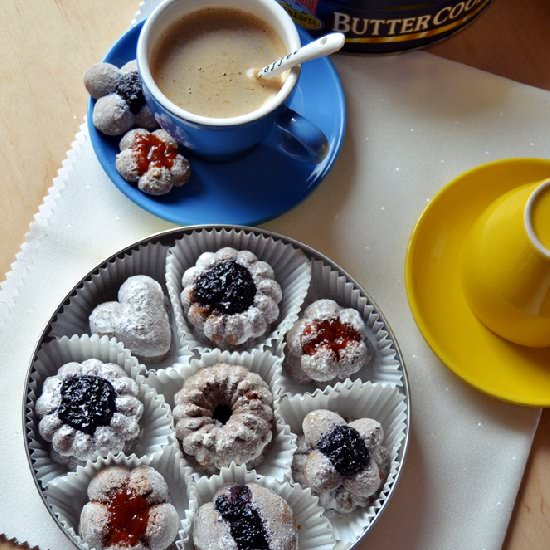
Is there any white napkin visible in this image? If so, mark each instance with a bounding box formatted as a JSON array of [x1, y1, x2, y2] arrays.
[[0, 1, 545, 548]]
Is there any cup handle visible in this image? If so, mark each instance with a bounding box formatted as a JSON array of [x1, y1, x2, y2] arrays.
[[268, 107, 329, 162]]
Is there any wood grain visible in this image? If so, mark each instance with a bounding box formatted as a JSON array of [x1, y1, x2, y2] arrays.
[[0, 1, 549, 549], [428, 0, 550, 90], [0, 0, 137, 285]]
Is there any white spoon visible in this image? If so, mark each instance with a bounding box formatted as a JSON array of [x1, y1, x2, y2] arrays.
[[250, 32, 346, 80]]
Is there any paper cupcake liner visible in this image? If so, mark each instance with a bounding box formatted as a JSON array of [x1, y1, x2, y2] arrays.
[[278, 379, 408, 548], [47, 240, 191, 371], [165, 228, 311, 354], [25, 334, 175, 486], [179, 463, 335, 550], [45, 444, 195, 550], [145, 349, 296, 481], [276, 259, 404, 395]]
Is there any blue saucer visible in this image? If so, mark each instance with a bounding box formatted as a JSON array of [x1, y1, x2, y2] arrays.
[[88, 21, 346, 226]]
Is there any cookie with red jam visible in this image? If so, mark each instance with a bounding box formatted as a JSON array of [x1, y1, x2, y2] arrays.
[[285, 299, 372, 385], [79, 465, 180, 550]]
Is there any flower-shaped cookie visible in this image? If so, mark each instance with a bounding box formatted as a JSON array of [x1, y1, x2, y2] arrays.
[[292, 409, 390, 515], [89, 275, 172, 362], [35, 359, 143, 468], [116, 129, 190, 195], [84, 60, 157, 136], [285, 299, 372, 384], [79, 465, 180, 550], [180, 247, 283, 347]]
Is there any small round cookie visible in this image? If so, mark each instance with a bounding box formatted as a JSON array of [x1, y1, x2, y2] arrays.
[[285, 299, 372, 384], [83, 62, 121, 99], [79, 465, 180, 550], [35, 359, 143, 468], [194, 483, 297, 550], [292, 409, 390, 515], [84, 60, 158, 136], [89, 275, 172, 362], [173, 364, 273, 474], [93, 94, 134, 136], [180, 247, 282, 348], [116, 129, 190, 195]]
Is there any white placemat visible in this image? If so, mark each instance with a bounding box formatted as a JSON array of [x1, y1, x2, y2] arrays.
[[0, 2, 545, 548]]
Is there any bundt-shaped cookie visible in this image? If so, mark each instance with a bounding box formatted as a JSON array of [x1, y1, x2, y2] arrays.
[[285, 299, 372, 384], [180, 247, 282, 348], [79, 465, 180, 550], [173, 364, 273, 473], [292, 409, 390, 515], [194, 483, 297, 550]]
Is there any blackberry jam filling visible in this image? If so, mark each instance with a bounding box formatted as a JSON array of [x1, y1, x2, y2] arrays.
[[115, 71, 146, 114], [301, 318, 361, 358], [193, 260, 256, 315], [57, 375, 117, 435], [316, 424, 370, 476], [215, 485, 270, 550]]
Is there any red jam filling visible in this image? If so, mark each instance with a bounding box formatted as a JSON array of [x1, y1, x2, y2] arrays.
[[104, 487, 149, 547], [132, 133, 178, 174], [301, 318, 361, 358]]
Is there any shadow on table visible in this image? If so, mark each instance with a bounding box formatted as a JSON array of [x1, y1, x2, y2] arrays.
[[358, 428, 430, 549], [265, 93, 360, 262]]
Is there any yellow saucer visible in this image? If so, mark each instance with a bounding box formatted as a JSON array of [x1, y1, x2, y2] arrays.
[[406, 158, 550, 406]]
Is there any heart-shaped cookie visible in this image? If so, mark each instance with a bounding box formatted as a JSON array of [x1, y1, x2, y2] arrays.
[[89, 275, 171, 361]]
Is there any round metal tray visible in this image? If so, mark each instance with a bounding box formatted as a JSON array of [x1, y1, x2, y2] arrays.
[[23, 225, 411, 549]]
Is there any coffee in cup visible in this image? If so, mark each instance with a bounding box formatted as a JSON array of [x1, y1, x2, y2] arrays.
[[137, 0, 328, 159], [150, 7, 287, 118]]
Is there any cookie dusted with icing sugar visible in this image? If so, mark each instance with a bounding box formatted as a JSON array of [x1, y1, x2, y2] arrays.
[[116, 129, 190, 196], [180, 247, 282, 348], [285, 299, 372, 384], [89, 275, 172, 362], [79, 465, 180, 550], [292, 409, 390, 515], [194, 483, 297, 550], [84, 60, 158, 136], [173, 364, 273, 474], [35, 359, 143, 468]]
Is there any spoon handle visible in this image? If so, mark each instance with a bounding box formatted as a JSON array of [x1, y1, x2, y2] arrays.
[[257, 32, 345, 79]]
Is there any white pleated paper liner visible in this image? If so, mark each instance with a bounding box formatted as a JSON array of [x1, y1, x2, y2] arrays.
[[179, 463, 335, 550], [278, 380, 408, 549], [46, 240, 190, 371], [277, 259, 404, 395], [45, 444, 195, 550], [165, 228, 311, 354], [144, 349, 296, 482], [25, 334, 175, 486]]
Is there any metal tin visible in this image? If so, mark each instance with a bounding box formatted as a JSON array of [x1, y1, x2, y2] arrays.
[[278, 0, 493, 53], [22, 225, 411, 549]]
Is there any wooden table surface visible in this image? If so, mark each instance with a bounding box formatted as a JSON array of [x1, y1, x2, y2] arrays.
[[1, 0, 549, 548]]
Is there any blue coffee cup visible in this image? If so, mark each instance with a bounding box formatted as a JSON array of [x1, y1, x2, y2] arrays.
[[137, 0, 328, 160]]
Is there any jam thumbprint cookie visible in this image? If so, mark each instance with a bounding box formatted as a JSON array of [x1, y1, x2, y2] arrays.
[[181, 247, 282, 348]]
